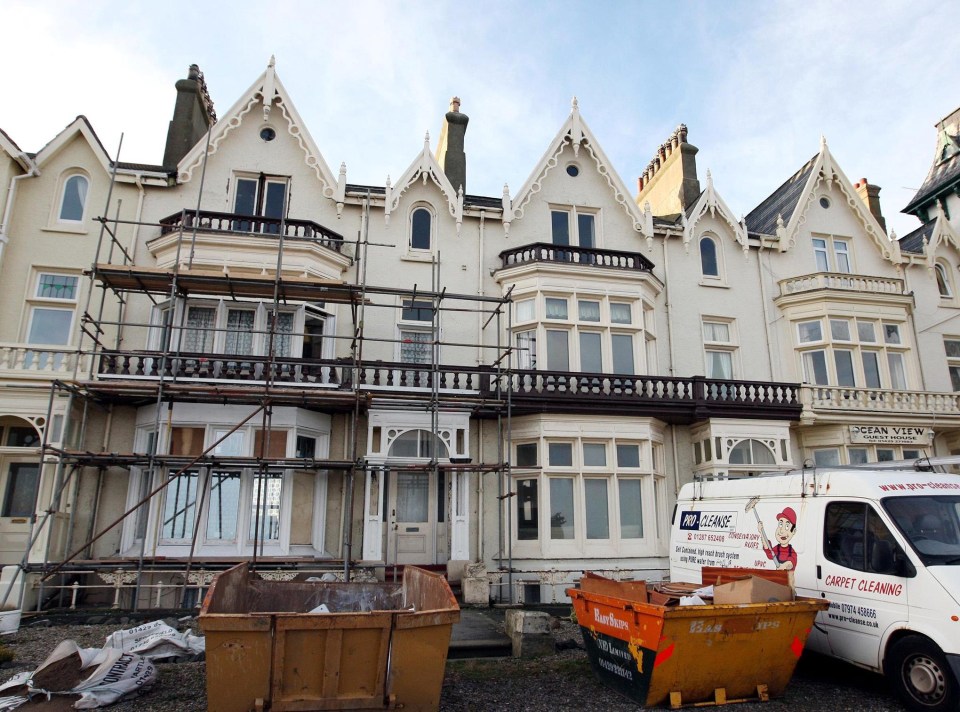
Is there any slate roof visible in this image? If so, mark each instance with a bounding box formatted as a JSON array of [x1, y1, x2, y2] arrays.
[[116, 161, 168, 173], [898, 221, 934, 255], [345, 183, 503, 209], [744, 154, 817, 237], [903, 111, 960, 216]]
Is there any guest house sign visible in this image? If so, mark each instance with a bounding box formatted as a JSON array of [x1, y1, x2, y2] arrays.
[[849, 425, 931, 446]]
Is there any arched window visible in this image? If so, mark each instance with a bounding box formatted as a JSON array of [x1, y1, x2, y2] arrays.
[[700, 236, 719, 277], [388, 429, 449, 458], [729, 439, 777, 465], [935, 262, 953, 298], [410, 207, 432, 250], [58, 174, 89, 222]]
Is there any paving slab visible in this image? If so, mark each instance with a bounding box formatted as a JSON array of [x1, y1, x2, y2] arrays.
[[448, 607, 511, 659]]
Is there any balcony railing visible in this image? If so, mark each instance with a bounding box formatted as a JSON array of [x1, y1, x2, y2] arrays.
[[97, 352, 492, 394], [499, 242, 654, 272], [802, 385, 960, 416], [158, 209, 345, 253], [96, 351, 801, 421], [778, 272, 905, 298], [0, 344, 90, 377], [505, 371, 800, 418]]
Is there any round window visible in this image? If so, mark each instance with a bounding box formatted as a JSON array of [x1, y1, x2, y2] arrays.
[[566, 164, 580, 177], [819, 197, 830, 209], [260, 127, 277, 142]]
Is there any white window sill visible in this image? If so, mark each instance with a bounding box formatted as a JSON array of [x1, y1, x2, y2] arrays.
[[42, 224, 88, 235], [699, 278, 729, 288], [402, 251, 435, 263]]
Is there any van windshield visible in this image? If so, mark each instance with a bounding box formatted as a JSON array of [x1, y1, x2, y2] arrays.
[[883, 496, 960, 565]]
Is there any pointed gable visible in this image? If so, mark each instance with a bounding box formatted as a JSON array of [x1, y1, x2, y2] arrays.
[[33, 116, 114, 175], [903, 107, 960, 217], [901, 207, 960, 267], [176, 58, 343, 207], [682, 170, 747, 253], [745, 138, 897, 262], [506, 99, 651, 239], [383, 132, 463, 234]]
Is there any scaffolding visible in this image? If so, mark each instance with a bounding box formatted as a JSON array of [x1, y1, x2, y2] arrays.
[[9, 135, 519, 613]]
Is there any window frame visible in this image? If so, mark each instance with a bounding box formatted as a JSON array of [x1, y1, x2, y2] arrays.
[[811, 234, 854, 273], [511, 293, 645, 375], [702, 318, 737, 379], [510, 435, 661, 557], [699, 235, 722, 280], [408, 204, 435, 252], [55, 171, 90, 226], [231, 172, 289, 229], [550, 205, 599, 248], [151, 299, 308, 358], [797, 316, 910, 390], [397, 298, 437, 364], [25, 271, 81, 348], [935, 261, 954, 299]]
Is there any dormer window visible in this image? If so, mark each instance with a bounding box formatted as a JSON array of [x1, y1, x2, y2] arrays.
[[410, 207, 432, 250], [936, 262, 954, 298], [700, 236, 719, 277], [58, 173, 89, 223]]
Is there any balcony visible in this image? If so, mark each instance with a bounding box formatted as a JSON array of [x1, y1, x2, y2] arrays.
[[801, 385, 960, 418], [499, 243, 654, 272], [504, 371, 800, 421], [778, 272, 906, 298], [95, 351, 801, 422], [0, 344, 91, 379], [159, 209, 345, 252]]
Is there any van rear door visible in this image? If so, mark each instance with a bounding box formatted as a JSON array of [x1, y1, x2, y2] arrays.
[[818, 500, 912, 670]]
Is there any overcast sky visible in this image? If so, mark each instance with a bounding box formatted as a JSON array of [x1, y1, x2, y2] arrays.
[[3, 0, 957, 238]]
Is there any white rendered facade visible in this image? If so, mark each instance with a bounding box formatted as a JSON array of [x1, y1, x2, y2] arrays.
[[1, 62, 958, 607]]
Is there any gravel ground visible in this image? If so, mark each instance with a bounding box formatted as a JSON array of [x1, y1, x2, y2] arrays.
[[0, 615, 909, 712]]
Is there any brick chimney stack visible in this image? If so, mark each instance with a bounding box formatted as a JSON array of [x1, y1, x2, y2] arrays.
[[163, 64, 217, 170], [854, 178, 886, 232], [635, 124, 700, 219], [436, 97, 469, 193]]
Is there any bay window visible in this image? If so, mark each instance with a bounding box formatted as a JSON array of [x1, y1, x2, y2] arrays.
[[797, 316, 910, 389], [511, 435, 660, 555], [511, 293, 646, 375]]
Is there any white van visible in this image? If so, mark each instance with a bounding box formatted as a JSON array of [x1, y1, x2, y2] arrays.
[[669, 461, 960, 712]]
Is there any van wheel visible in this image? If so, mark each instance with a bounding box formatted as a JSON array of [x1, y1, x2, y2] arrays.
[[886, 636, 958, 712]]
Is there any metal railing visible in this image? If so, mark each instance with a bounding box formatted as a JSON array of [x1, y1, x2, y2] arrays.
[[158, 209, 345, 252], [499, 242, 655, 271]]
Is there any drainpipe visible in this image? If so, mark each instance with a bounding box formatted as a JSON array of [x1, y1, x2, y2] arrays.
[[756, 244, 777, 379], [477, 211, 485, 365], [0, 157, 39, 274], [660, 234, 676, 374], [115, 176, 146, 350]]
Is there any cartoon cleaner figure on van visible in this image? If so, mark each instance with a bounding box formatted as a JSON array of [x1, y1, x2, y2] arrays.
[[758, 507, 798, 570]]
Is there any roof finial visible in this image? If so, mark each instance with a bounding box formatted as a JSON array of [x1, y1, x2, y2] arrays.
[[571, 96, 579, 113], [820, 134, 828, 149], [449, 96, 461, 112], [268, 55, 276, 68], [424, 131, 430, 149]]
